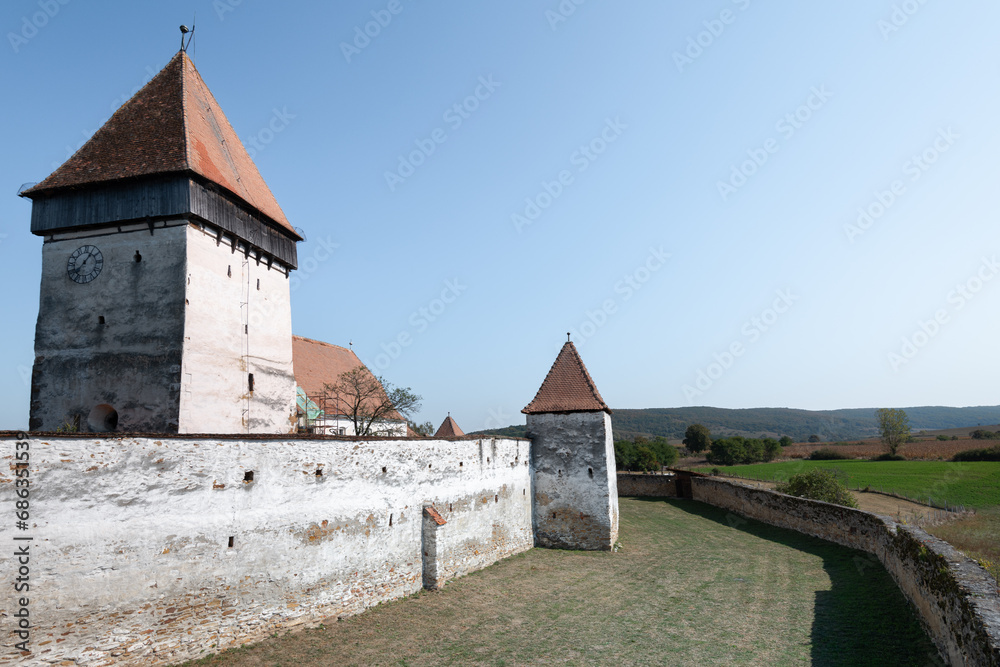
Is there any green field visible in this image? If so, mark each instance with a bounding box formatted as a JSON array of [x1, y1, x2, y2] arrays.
[[186, 498, 938, 667], [693, 460, 1000, 509]]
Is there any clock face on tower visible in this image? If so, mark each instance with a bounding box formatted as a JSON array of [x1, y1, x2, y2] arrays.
[[67, 245, 104, 284]]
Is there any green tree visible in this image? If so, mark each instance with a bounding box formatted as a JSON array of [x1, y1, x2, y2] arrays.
[[808, 434, 821, 443], [682, 424, 712, 453], [775, 469, 858, 508], [649, 436, 679, 468], [407, 420, 435, 436], [876, 408, 910, 456], [779, 435, 793, 447], [633, 446, 659, 471], [324, 367, 421, 437]]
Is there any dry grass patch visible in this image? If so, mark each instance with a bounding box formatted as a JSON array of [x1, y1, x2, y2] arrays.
[[925, 508, 1000, 584], [183, 498, 939, 667]]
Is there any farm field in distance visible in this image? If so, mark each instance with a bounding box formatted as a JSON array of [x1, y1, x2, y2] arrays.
[[691, 460, 1000, 510], [779, 438, 988, 461], [184, 498, 938, 667]]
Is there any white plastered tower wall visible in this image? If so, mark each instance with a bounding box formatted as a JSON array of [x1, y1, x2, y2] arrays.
[[179, 224, 296, 434]]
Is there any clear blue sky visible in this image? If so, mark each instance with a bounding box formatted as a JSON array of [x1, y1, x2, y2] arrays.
[[2, 1, 998, 432]]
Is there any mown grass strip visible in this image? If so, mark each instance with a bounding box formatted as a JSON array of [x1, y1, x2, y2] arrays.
[[185, 498, 938, 667]]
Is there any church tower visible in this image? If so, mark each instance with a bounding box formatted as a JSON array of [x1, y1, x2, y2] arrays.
[[523, 339, 619, 550], [21, 50, 302, 434]]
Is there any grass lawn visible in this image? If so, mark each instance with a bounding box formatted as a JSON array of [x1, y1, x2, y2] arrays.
[[693, 460, 1000, 509], [184, 498, 939, 667]]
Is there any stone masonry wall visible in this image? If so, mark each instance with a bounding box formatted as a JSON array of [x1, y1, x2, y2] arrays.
[[690, 477, 1000, 666], [0, 434, 533, 666], [616, 473, 676, 497]]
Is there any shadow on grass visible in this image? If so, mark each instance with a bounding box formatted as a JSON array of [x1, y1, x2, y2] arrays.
[[631, 497, 943, 667]]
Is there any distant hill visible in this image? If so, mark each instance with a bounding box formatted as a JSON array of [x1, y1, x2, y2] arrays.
[[469, 406, 1000, 443]]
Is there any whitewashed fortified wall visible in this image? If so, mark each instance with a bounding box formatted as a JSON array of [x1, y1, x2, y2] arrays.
[[0, 434, 534, 666]]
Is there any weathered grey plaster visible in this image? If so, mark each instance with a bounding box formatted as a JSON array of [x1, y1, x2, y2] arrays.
[[30, 223, 188, 432], [528, 411, 618, 550]]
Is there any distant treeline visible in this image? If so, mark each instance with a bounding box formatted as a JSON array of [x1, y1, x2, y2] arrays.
[[469, 405, 1000, 444]]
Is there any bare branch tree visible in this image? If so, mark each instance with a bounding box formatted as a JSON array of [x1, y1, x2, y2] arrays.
[[323, 367, 421, 437]]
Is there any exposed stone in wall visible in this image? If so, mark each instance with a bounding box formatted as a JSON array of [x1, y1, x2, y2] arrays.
[[528, 412, 618, 550], [0, 435, 533, 665], [616, 473, 676, 497], [689, 477, 1000, 666]]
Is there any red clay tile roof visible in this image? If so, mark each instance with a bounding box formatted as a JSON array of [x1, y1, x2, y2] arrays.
[[23, 50, 300, 240], [434, 415, 465, 437], [522, 341, 610, 414], [423, 506, 447, 525], [292, 336, 402, 420]]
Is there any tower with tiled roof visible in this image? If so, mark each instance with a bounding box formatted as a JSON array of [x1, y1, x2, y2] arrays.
[[523, 337, 619, 550], [21, 50, 301, 434], [434, 414, 464, 437]]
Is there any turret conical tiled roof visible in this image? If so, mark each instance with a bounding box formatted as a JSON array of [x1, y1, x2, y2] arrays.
[[522, 341, 610, 414], [434, 415, 465, 437], [23, 50, 299, 239]]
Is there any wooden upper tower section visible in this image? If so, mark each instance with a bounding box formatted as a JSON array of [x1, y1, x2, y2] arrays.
[[21, 50, 301, 268]]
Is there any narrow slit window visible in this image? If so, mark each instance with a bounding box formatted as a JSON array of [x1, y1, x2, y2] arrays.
[[248, 373, 254, 393], [228, 536, 234, 548], [244, 470, 254, 482], [98, 315, 105, 324]]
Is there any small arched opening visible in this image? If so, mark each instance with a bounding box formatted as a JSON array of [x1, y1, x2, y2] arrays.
[[87, 404, 119, 432]]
